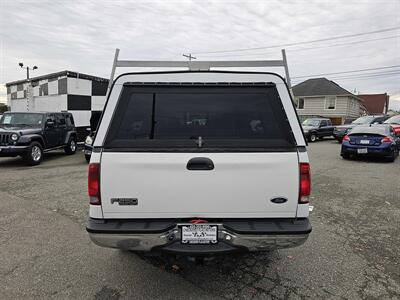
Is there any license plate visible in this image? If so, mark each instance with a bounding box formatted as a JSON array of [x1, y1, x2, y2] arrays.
[[360, 140, 370, 145], [181, 224, 218, 244], [357, 148, 368, 154]]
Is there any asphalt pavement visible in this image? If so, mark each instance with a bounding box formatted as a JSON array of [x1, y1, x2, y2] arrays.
[[0, 140, 399, 299]]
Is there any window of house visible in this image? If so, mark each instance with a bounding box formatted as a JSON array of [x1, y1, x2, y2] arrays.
[[325, 96, 336, 110], [350, 99, 356, 109], [39, 83, 48, 96], [297, 98, 305, 109]]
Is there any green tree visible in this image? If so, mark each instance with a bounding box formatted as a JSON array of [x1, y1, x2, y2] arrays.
[[0, 103, 9, 113]]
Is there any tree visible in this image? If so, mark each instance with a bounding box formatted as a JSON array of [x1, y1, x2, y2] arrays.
[[0, 103, 9, 113]]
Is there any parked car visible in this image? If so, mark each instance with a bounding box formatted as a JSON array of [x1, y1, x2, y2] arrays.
[[384, 114, 400, 136], [302, 118, 334, 142], [0, 112, 77, 165], [86, 70, 312, 255], [334, 115, 388, 142], [341, 124, 399, 162], [84, 130, 94, 163], [83, 112, 101, 163]]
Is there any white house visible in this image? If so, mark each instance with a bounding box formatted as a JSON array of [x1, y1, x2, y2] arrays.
[[292, 78, 367, 125]]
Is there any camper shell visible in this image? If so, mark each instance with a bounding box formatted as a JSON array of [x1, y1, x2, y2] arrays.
[[86, 50, 312, 254]]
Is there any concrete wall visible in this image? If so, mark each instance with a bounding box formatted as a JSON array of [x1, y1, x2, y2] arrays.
[[10, 98, 28, 112], [32, 95, 68, 112]]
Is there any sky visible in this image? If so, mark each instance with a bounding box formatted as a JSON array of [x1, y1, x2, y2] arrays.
[[0, 0, 399, 110]]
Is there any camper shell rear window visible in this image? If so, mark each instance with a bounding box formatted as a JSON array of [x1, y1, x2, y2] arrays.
[[104, 83, 296, 151]]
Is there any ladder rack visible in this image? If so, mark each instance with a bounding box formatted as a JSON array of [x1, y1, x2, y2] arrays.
[[107, 48, 293, 95]]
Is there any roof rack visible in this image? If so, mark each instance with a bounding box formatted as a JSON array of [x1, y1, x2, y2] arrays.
[[107, 48, 293, 95]]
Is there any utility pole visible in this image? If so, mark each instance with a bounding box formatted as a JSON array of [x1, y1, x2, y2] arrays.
[[19, 62, 38, 79], [182, 53, 197, 61]]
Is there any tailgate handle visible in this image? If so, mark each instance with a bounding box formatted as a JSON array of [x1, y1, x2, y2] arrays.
[[187, 157, 214, 171]]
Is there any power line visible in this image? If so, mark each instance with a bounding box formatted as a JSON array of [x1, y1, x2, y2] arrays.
[[334, 72, 400, 79], [295, 72, 400, 82], [291, 65, 400, 79], [292, 72, 400, 84], [192, 26, 400, 55], [333, 71, 400, 79], [196, 35, 399, 58], [288, 35, 399, 53]]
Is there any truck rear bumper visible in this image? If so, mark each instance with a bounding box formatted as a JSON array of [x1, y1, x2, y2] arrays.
[[87, 218, 311, 254]]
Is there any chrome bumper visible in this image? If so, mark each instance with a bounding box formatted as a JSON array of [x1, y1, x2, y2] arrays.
[[88, 225, 309, 252]]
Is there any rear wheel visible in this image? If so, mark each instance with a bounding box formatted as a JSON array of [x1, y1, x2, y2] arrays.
[[65, 137, 77, 155], [308, 133, 317, 142], [386, 149, 397, 162], [341, 153, 350, 160], [24, 142, 43, 166]]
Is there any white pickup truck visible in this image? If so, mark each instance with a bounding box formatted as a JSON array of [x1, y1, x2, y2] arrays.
[[86, 69, 312, 255]]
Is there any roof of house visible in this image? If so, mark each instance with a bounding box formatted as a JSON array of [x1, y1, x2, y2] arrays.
[[292, 77, 354, 97], [357, 94, 389, 114], [6, 70, 109, 87]]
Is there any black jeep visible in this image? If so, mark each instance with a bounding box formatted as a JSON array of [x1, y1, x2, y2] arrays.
[[0, 112, 77, 165]]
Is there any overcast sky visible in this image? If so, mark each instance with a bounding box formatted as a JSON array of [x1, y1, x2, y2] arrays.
[[1, 0, 399, 110]]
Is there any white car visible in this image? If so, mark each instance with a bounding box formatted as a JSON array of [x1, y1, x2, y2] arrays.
[[86, 70, 312, 255]]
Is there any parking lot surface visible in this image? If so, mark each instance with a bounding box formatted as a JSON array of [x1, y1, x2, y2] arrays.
[[0, 140, 399, 299]]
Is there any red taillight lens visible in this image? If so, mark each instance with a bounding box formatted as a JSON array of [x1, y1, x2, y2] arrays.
[[381, 136, 394, 143], [88, 163, 101, 205], [299, 163, 311, 204], [343, 135, 350, 142]]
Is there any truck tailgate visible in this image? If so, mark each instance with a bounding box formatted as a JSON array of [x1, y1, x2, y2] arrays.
[[100, 152, 299, 218]]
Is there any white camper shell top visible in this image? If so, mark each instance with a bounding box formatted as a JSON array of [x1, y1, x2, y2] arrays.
[[94, 71, 306, 148]]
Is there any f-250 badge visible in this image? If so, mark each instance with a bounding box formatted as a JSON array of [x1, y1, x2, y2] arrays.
[[111, 198, 138, 205]]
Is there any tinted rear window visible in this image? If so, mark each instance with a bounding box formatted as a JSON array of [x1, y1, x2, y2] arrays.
[[104, 84, 295, 151], [349, 125, 390, 136]]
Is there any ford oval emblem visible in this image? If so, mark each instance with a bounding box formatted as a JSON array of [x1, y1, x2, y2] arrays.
[[271, 197, 288, 204]]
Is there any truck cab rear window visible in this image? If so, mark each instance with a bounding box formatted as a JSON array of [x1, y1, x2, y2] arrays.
[[104, 85, 295, 150]]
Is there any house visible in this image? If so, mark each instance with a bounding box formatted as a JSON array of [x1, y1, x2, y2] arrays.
[[292, 78, 367, 125], [6, 70, 109, 140], [357, 93, 389, 115]]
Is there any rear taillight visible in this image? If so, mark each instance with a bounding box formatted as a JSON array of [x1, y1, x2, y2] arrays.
[[88, 163, 101, 205], [299, 163, 311, 204], [343, 135, 350, 142], [381, 136, 394, 143]]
